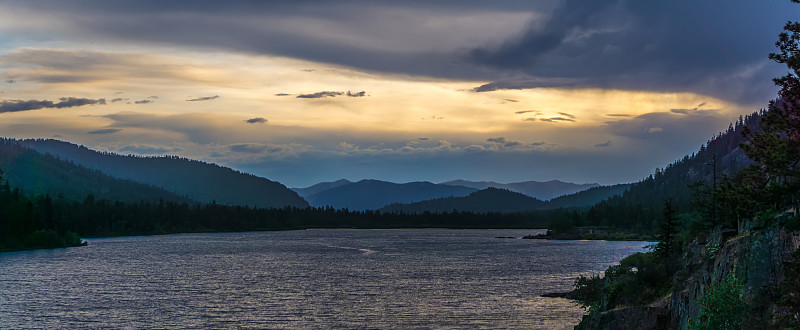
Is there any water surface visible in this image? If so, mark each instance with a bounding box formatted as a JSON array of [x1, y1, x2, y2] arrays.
[[0, 229, 649, 329]]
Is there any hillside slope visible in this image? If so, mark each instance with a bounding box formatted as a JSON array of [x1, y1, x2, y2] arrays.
[[305, 179, 477, 210], [0, 139, 191, 204], [19, 139, 308, 208], [441, 179, 599, 200], [381, 187, 546, 214], [291, 179, 352, 198]]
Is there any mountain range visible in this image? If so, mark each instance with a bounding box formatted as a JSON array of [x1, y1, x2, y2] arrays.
[[440, 180, 600, 201], [301, 179, 478, 211]]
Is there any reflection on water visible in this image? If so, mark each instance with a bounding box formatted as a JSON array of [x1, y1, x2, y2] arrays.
[[0, 229, 649, 329]]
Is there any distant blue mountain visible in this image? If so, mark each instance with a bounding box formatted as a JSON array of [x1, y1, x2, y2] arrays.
[[381, 187, 546, 214], [291, 179, 353, 199], [304, 179, 478, 210], [440, 179, 599, 200]]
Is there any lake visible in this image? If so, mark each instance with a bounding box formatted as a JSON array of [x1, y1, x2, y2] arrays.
[[0, 229, 649, 329]]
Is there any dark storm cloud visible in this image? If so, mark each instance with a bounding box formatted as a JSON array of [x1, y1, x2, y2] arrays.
[[296, 91, 343, 99], [186, 95, 219, 102], [1, 1, 793, 104], [0, 97, 106, 113], [87, 128, 121, 135], [245, 117, 267, 124], [469, 0, 795, 103]]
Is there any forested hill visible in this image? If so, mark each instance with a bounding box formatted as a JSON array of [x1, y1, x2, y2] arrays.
[[16, 139, 308, 208], [0, 140, 191, 204], [440, 179, 599, 200], [380, 187, 546, 214], [304, 179, 478, 211], [577, 111, 761, 230], [546, 183, 631, 209]]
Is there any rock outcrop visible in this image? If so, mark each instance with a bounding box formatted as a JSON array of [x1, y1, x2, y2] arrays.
[[575, 226, 800, 329]]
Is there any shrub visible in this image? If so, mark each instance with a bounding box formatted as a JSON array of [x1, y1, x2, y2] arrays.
[[689, 274, 746, 330]]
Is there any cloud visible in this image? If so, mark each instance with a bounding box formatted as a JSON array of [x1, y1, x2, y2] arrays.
[[117, 144, 182, 154], [346, 91, 366, 97], [227, 143, 299, 158], [230, 144, 269, 154], [186, 95, 219, 102], [110, 98, 127, 103], [468, 0, 794, 103], [670, 108, 692, 114], [245, 117, 268, 124], [296, 91, 343, 99], [524, 118, 537, 121], [595, 140, 612, 148], [294, 91, 367, 98], [418, 137, 429, 141], [515, 110, 539, 115], [134, 99, 153, 104], [557, 112, 576, 119], [605, 109, 725, 144], [504, 99, 519, 103], [607, 113, 631, 117], [486, 137, 524, 149], [540, 117, 575, 123], [87, 128, 121, 135], [2, 2, 792, 104], [5, 80, 15, 83], [464, 145, 486, 152], [275, 93, 291, 96], [0, 97, 106, 113]]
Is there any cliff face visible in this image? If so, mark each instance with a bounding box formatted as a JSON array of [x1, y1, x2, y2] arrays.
[[669, 226, 800, 328], [576, 226, 800, 329]]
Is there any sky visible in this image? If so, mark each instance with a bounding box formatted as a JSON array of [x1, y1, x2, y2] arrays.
[[0, 0, 795, 188]]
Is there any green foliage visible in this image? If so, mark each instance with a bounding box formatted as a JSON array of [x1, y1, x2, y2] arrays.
[[689, 274, 747, 330], [573, 252, 671, 314], [573, 272, 604, 313]]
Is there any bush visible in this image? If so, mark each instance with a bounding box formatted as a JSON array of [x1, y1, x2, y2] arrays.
[[689, 274, 746, 330]]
